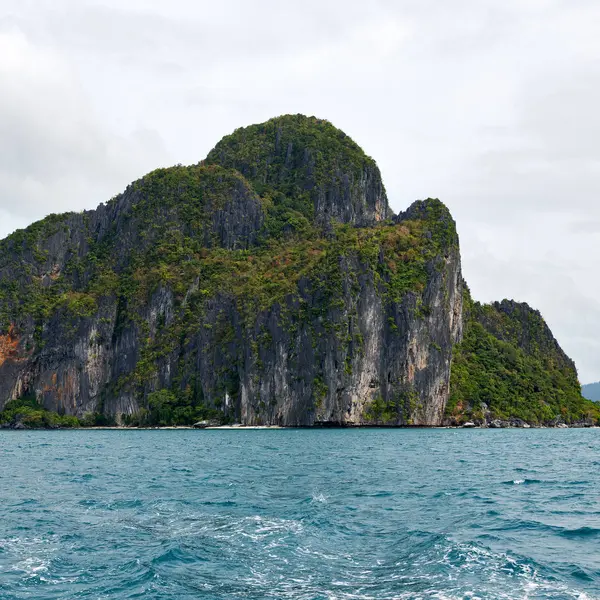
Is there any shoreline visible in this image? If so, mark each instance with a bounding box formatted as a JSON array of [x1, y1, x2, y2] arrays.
[[2, 424, 598, 431]]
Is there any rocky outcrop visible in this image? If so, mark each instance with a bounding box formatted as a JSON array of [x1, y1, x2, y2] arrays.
[[446, 296, 597, 426], [205, 114, 392, 227], [0, 193, 462, 426], [0, 114, 592, 427], [475, 299, 576, 373]]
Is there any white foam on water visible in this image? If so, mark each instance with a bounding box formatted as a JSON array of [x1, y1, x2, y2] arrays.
[[1, 536, 63, 585], [311, 491, 328, 503], [14, 556, 49, 576], [295, 546, 341, 561], [435, 540, 594, 600]]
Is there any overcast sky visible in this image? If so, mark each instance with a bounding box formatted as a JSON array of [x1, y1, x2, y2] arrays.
[[1, 0, 599, 381]]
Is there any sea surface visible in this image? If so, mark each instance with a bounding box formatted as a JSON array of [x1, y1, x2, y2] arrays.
[[0, 429, 599, 599]]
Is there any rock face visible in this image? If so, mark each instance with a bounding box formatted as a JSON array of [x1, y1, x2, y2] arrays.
[[0, 114, 592, 427], [0, 165, 266, 417], [0, 115, 464, 426], [205, 114, 391, 228]]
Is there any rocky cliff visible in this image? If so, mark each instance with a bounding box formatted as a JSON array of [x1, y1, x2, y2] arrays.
[[0, 114, 595, 427], [446, 295, 598, 425]]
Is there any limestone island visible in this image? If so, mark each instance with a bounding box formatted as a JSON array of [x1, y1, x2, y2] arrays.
[[0, 115, 597, 429]]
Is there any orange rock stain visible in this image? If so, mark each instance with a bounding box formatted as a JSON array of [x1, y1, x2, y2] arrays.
[[0, 324, 20, 368]]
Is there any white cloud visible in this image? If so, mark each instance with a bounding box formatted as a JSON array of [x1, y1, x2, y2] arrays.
[[0, 26, 169, 225]]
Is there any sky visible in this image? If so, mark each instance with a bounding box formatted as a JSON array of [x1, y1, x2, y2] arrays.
[[1, 0, 599, 381]]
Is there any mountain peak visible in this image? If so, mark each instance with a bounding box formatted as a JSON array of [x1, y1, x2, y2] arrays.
[[205, 114, 391, 229]]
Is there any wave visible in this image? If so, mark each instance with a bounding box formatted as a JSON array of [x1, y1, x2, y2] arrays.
[[559, 526, 600, 540], [503, 477, 591, 488], [3, 429, 599, 599], [503, 478, 545, 485], [237, 531, 593, 599], [489, 518, 600, 542], [2, 518, 595, 599]]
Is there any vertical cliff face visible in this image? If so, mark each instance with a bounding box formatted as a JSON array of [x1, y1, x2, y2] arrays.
[[0, 194, 462, 427], [0, 165, 266, 418], [95, 197, 461, 427], [204, 201, 463, 426], [3, 113, 587, 428]]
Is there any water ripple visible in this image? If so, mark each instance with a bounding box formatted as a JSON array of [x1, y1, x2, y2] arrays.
[[0, 428, 599, 599]]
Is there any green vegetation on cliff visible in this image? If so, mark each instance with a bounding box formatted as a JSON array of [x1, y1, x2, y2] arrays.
[[122, 390, 226, 427], [0, 397, 81, 428], [206, 114, 389, 235], [0, 113, 589, 427], [0, 133, 455, 403], [0, 114, 457, 426], [447, 296, 599, 425], [114, 195, 456, 424]]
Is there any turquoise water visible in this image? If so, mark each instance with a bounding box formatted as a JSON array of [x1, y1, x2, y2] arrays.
[[0, 429, 599, 599]]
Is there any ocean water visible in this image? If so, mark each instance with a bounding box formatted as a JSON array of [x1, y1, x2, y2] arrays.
[[0, 429, 599, 599]]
